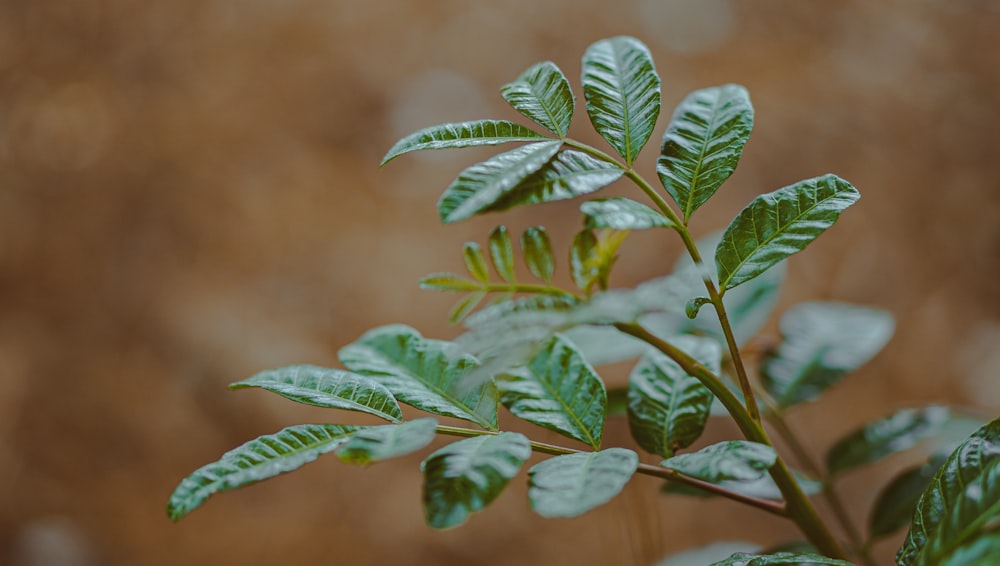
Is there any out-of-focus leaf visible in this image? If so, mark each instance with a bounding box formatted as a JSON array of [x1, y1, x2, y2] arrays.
[[521, 227, 555, 283], [449, 291, 487, 324], [336, 418, 438, 465], [484, 150, 624, 214], [488, 225, 516, 283], [826, 406, 952, 476], [571, 229, 599, 291], [581, 197, 673, 230], [421, 432, 531, 529], [661, 441, 776, 483], [571, 228, 628, 293], [381, 120, 549, 165], [661, 468, 821, 501], [230, 365, 402, 422], [869, 454, 948, 540], [463, 242, 490, 283], [501, 61, 574, 137], [710, 552, 853, 566], [420, 273, 482, 292], [528, 448, 638, 517], [656, 542, 761, 566]]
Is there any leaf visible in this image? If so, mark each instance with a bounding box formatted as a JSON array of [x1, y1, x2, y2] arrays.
[[657, 542, 762, 566], [462, 242, 490, 283], [715, 174, 860, 292], [497, 335, 607, 449], [229, 365, 403, 423], [521, 227, 555, 283], [449, 291, 486, 324], [826, 406, 953, 476], [582, 36, 661, 166], [570, 229, 598, 291], [627, 335, 721, 457], [335, 418, 438, 465], [710, 552, 853, 566], [869, 454, 948, 540], [167, 424, 359, 521], [571, 228, 628, 293], [761, 301, 895, 408], [898, 419, 1000, 565], [663, 468, 822, 501], [438, 140, 562, 223], [661, 441, 777, 483], [338, 324, 499, 430], [488, 225, 516, 283], [483, 150, 624, 214], [421, 432, 531, 529], [528, 448, 639, 518], [420, 273, 482, 292], [501, 61, 574, 137], [658, 85, 754, 222], [582, 197, 673, 230], [381, 119, 549, 165]]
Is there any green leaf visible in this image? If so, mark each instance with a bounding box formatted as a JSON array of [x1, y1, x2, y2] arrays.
[[658, 85, 754, 222], [762, 301, 895, 408], [826, 406, 953, 476], [338, 324, 499, 430], [335, 418, 438, 465], [528, 448, 639, 518], [488, 225, 516, 283], [710, 552, 853, 566], [570, 228, 628, 293], [662, 468, 821, 501], [501, 61, 574, 138], [381, 120, 549, 165], [167, 424, 359, 521], [462, 242, 490, 283], [869, 454, 948, 540], [570, 229, 598, 291], [657, 542, 761, 566], [581, 197, 673, 230], [229, 365, 403, 422], [438, 140, 562, 223], [420, 273, 482, 292], [483, 150, 624, 214], [421, 432, 531, 529], [715, 174, 860, 291], [898, 419, 1000, 565], [449, 291, 486, 324], [521, 227, 555, 283], [497, 334, 607, 450], [627, 335, 721, 457], [582, 36, 661, 166], [661, 441, 776, 483]]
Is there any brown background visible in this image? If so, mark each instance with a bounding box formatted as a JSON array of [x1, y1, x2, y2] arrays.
[[1, 1, 998, 565]]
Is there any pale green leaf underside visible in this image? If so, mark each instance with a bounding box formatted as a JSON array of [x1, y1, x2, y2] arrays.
[[582, 36, 661, 166], [582, 197, 673, 230], [658, 84, 753, 222], [438, 141, 562, 223], [335, 418, 438, 465], [663, 468, 821, 501], [661, 441, 776, 483], [521, 226, 555, 283], [826, 406, 953, 476], [501, 61, 574, 137], [869, 454, 947, 540], [715, 174, 860, 291], [528, 448, 639, 517], [485, 150, 624, 214], [498, 334, 607, 450], [381, 120, 548, 165], [762, 301, 895, 408], [338, 324, 498, 430], [167, 424, 359, 521], [421, 432, 531, 529], [230, 365, 402, 422], [898, 419, 1000, 565], [710, 552, 853, 566]]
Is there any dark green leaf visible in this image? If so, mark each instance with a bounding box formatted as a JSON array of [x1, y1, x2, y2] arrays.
[[826, 406, 952, 476], [658, 85, 754, 222], [661, 441, 776, 482], [710, 552, 853, 566], [421, 432, 531, 529], [521, 227, 555, 283], [582, 36, 661, 166], [627, 335, 721, 457], [463, 242, 490, 283], [762, 301, 895, 408], [898, 419, 1000, 565], [420, 273, 482, 292], [449, 291, 486, 324], [656, 542, 761, 566], [528, 448, 639, 518], [869, 454, 948, 540], [335, 418, 438, 465], [501, 61, 574, 137], [438, 141, 562, 223], [497, 334, 607, 450], [230, 365, 402, 422], [715, 174, 860, 291], [484, 150, 624, 214], [382, 120, 549, 165], [488, 225, 516, 283], [581, 197, 673, 230], [338, 324, 499, 430], [167, 424, 359, 521]]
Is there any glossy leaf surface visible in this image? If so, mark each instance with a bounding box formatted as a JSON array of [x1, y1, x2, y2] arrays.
[[528, 448, 639, 517], [658, 84, 754, 222], [521, 227, 555, 283], [582, 197, 673, 230], [715, 174, 859, 291], [710, 552, 852, 566], [501, 61, 574, 137], [335, 418, 438, 465], [488, 225, 516, 283], [484, 150, 623, 214], [230, 365, 402, 422], [869, 454, 947, 540], [661, 441, 776, 483], [582, 36, 660, 166], [826, 406, 952, 476], [382, 120, 548, 165], [662, 469, 821, 501], [421, 432, 531, 529]]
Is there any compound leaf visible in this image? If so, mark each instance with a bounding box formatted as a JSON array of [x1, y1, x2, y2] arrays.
[[826, 406, 953, 476], [661, 441, 776, 483], [501, 61, 574, 137], [711, 552, 853, 566], [484, 150, 624, 214], [582, 197, 673, 230], [335, 418, 438, 465], [528, 448, 639, 518], [521, 227, 555, 283], [382, 119, 549, 165]]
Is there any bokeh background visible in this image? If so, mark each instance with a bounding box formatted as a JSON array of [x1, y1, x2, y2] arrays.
[[2, 1, 998, 564]]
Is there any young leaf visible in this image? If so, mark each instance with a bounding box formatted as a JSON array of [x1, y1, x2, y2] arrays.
[[761, 301, 895, 408], [419, 273, 482, 292], [488, 225, 516, 283], [581, 197, 673, 230], [715, 174, 860, 292], [335, 418, 438, 465], [421, 432, 531, 529], [462, 242, 490, 283], [501, 61, 574, 138], [483, 150, 624, 214], [826, 406, 953, 476], [167, 424, 360, 521], [230, 365, 403, 423], [627, 335, 721, 457], [869, 454, 948, 540], [528, 448, 639, 518], [570, 229, 599, 291], [497, 334, 607, 450], [438, 140, 562, 223], [710, 552, 853, 566], [338, 324, 499, 430], [382, 119, 549, 165], [658, 85, 754, 222], [449, 291, 486, 324], [661, 441, 777, 483], [582, 36, 661, 166], [521, 227, 555, 283], [897, 419, 1000, 565]]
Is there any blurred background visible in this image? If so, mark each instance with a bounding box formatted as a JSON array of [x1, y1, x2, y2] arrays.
[[1, 1, 998, 564]]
